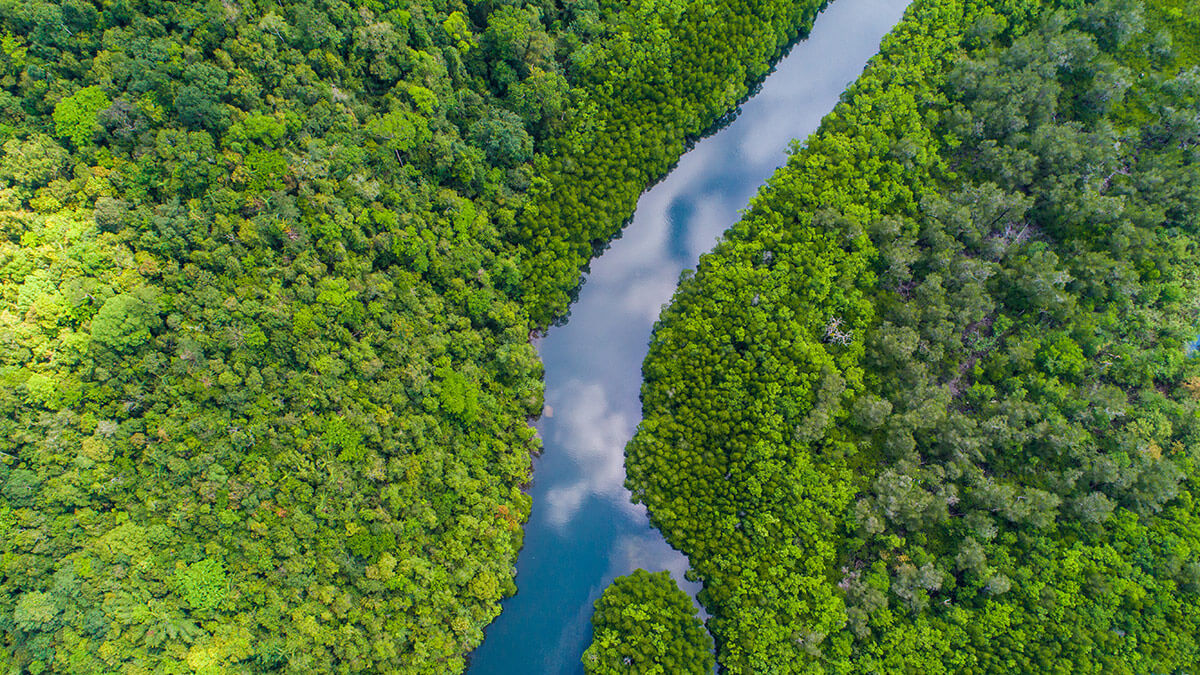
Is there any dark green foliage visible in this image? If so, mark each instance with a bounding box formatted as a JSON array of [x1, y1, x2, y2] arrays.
[[628, 0, 1200, 671], [583, 570, 713, 675]]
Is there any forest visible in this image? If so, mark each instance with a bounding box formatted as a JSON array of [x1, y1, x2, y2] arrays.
[[7, 0, 1200, 670], [0, 0, 834, 672], [627, 0, 1200, 671]]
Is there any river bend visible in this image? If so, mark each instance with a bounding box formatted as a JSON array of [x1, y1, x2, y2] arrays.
[[468, 0, 912, 671]]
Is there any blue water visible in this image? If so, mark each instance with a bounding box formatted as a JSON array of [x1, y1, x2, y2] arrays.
[[467, 1, 912, 672]]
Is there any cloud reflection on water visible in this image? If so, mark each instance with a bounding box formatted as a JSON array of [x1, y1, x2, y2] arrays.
[[544, 380, 645, 531], [541, 532, 705, 673]]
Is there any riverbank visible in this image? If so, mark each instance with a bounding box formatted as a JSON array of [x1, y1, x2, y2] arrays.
[[467, 1, 911, 671]]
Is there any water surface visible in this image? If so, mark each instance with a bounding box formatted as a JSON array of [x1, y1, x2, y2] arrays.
[[468, 0, 911, 671]]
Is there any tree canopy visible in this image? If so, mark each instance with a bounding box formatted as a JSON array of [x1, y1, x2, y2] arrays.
[[582, 570, 713, 675]]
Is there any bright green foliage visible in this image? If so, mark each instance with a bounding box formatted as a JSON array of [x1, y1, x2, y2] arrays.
[[52, 86, 110, 148], [323, 417, 364, 462], [13, 592, 60, 632], [443, 11, 475, 53], [629, 0, 1200, 671], [437, 365, 481, 424], [1144, 0, 1200, 68], [177, 559, 228, 611], [367, 108, 430, 153], [583, 570, 713, 675], [89, 292, 156, 352]]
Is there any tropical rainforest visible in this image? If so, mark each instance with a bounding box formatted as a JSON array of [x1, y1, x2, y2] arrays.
[[5, 0, 1199, 670], [0, 0, 835, 672], [627, 0, 1200, 671]]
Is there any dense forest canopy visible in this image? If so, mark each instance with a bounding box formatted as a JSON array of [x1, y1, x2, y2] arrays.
[[581, 569, 712, 675], [0, 0, 837, 672], [626, 0, 1200, 671]]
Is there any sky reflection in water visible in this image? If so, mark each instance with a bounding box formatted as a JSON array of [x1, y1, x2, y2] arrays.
[[467, 0, 912, 672]]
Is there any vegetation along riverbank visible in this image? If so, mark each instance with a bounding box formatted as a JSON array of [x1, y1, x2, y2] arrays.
[[624, 0, 1200, 671]]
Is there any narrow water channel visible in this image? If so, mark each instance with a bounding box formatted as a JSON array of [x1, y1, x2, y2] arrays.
[[468, 0, 911, 671]]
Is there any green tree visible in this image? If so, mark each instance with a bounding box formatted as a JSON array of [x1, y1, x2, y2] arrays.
[[0, 134, 68, 188], [52, 86, 110, 148], [177, 559, 228, 611], [14, 591, 60, 632], [90, 293, 157, 352], [368, 107, 430, 154]]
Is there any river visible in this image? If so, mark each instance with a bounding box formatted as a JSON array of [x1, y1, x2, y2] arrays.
[[467, 0, 911, 671]]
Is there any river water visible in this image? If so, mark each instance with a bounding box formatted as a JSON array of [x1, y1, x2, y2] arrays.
[[467, 0, 911, 671]]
